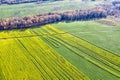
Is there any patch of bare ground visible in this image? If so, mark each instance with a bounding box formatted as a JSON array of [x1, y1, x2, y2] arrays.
[[96, 19, 116, 27], [107, 16, 120, 23], [95, 15, 120, 27]]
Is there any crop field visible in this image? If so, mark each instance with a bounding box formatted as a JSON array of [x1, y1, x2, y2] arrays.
[[38, 25, 120, 79], [0, 0, 120, 80], [0, 27, 90, 80], [0, 23, 120, 80], [52, 21, 120, 55]]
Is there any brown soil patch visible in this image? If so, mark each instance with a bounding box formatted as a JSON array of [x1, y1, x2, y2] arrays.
[[96, 20, 116, 26]]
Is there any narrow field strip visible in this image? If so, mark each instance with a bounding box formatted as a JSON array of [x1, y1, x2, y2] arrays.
[[1, 28, 120, 40], [42, 25, 120, 78], [0, 34, 90, 80]]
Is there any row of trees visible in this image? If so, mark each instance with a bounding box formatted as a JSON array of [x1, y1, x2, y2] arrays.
[[0, 0, 61, 4], [0, 7, 107, 30]]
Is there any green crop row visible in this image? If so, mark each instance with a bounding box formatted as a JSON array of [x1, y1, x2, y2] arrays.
[[42, 25, 120, 78], [46, 25, 120, 66]]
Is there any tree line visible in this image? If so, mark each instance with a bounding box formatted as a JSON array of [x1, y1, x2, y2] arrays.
[[0, 0, 61, 4], [0, 7, 107, 30]]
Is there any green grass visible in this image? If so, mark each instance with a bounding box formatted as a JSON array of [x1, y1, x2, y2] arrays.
[[0, 1, 101, 18], [52, 21, 120, 55], [46, 41, 120, 80], [40, 25, 120, 79]]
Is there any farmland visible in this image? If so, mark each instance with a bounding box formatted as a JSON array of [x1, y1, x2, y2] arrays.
[[0, 1, 101, 18], [52, 21, 120, 55], [0, 28, 90, 80], [0, 0, 120, 80], [0, 23, 120, 80]]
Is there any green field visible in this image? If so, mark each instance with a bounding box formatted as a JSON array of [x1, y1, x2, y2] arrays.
[[0, 1, 120, 80], [52, 21, 120, 55], [0, 1, 101, 18]]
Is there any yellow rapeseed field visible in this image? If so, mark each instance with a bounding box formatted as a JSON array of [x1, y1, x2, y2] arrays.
[[0, 28, 89, 80]]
